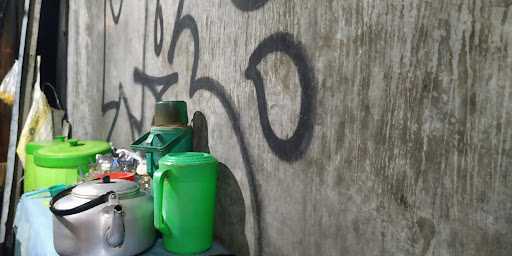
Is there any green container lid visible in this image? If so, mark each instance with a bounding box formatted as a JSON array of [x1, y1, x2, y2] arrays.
[[26, 136, 67, 155], [159, 152, 217, 166], [34, 139, 111, 168]]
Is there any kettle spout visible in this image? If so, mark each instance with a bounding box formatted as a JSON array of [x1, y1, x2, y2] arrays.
[[105, 205, 125, 247]]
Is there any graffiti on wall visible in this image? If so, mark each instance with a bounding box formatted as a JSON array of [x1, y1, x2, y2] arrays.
[[101, 0, 146, 140], [231, 0, 269, 12], [109, 0, 123, 24], [101, 0, 316, 254]]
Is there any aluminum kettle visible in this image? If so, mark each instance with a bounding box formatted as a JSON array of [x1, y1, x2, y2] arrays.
[[50, 176, 156, 256]]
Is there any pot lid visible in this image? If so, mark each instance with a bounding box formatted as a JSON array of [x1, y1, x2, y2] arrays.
[[72, 177, 139, 198], [26, 136, 67, 154], [159, 152, 217, 166], [34, 139, 111, 168]]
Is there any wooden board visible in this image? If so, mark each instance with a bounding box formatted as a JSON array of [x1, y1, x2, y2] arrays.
[[0, 102, 10, 163], [0, 0, 42, 244], [0, 162, 5, 189], [0, 0, 18, 164]]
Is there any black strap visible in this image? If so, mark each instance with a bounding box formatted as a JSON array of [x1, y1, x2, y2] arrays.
[[49, 185, 115, 216]]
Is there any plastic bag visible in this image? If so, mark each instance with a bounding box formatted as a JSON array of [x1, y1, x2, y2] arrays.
[[16, 57, 53, 167], [0, 60, 19, 105]]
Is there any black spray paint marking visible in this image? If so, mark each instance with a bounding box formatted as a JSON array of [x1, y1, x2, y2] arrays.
[[153, 0, 163, 56], [103, 83, 144, 141], [190, 77, 263, 256], [231, 0, 269, 11], [133, 1, 262, 254], [109, 0, 123, 24], [245, 32, 316, 162], [118, 83, 144, 139], [167, 0, 199, 81], [102, 0, 146, 141], [103, 0, 120, 140], [133, 68, 178, 101], [115, 1, 315, 255]]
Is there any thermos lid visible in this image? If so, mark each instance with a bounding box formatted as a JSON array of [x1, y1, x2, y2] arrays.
[[153, 101, 188, 126], [71, 178, 139, 198], [25, 136, 67, 154], [34, 139, 111, 168], [159, 152, 217, 166]]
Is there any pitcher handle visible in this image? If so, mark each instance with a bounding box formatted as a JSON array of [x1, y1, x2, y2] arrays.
[[153, 168, 171, 235]]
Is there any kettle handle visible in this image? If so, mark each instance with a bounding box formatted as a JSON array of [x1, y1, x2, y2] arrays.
[[153, 168, 171, 235], [50, 185, 115, 216]]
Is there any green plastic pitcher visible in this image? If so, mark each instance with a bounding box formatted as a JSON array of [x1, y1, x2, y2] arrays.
[[153, 152, 218, 254]]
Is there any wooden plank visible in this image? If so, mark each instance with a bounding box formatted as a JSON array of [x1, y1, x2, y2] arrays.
[[3, 0, 43, 248], [0, 0, 26, 241], [0, 0, 16, 80], [0, 102, 10, 162], [0, 0, 17, 164], [19, 0, 40, 124], [0, 0, 39, 243], [0, 162, 5, 189]]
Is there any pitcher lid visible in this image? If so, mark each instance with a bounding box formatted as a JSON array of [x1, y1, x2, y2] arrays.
[[72, 177, 139, 198], [159, 152, 217, 166]]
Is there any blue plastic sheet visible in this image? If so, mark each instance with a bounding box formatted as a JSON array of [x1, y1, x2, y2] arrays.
[[14, 195, 57, 256]]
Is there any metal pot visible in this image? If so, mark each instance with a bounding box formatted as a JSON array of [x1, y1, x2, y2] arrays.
[[50, 177, 156, 256]]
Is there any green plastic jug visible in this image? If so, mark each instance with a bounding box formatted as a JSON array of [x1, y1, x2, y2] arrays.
[[24, 136, 66, 192], [131, 101, 192, 176], [33, 139, 111, 188], [153, 152, 218, 254]]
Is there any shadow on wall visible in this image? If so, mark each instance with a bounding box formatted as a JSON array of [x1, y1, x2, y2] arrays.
[[192, 111, 210, 153], [192, 111, 250, 256]]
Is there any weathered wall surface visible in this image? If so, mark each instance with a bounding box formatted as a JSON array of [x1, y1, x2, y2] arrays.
[[67, 0, 512, 255]]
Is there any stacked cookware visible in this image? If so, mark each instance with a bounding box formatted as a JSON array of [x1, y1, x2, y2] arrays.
[[46, 101, 219, 255]]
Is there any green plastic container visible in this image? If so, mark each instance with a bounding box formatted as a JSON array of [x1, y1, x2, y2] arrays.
[[33, 139, 111, 188], [24, 136, 66, 192], [131, 101, 192, 176], [131, 127, 192, 176], [153, 152, 218, 254]]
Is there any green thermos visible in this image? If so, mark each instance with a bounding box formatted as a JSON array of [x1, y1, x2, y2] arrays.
[[131, 101, 192, 176], [153, 152, 218, 254]]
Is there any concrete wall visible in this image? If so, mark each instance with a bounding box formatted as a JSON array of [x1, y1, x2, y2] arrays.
[[67, 0, 512, 255]]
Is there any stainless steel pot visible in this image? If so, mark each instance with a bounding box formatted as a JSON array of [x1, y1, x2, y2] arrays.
[[50, 177, 156, 256]]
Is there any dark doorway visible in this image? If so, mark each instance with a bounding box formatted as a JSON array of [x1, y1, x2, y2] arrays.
[[37, 0, 67, 110]]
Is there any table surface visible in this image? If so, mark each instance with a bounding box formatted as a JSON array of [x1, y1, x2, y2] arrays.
[[14, 193, 231, 256]]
